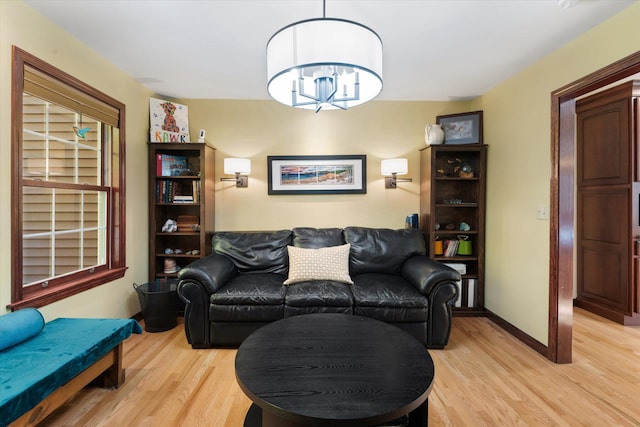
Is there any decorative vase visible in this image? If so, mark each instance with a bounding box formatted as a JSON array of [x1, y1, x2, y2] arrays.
[[457, 235, 472, 255], [425, 124, 445, 145]]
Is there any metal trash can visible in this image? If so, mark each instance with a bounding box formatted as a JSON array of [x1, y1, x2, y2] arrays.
[[133, 280, 182, 332]]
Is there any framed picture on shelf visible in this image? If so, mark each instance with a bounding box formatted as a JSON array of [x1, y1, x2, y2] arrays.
[[149, 97, 190, 143], [437, 111, 483, 145], [268, 155, 367, 195]]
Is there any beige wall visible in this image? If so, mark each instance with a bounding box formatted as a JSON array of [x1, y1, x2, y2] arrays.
[[185, 99, 465, 231], [475, 2, 640, 343], [0, 1, 153, 320]]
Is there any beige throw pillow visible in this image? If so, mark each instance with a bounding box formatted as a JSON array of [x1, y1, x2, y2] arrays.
[[284, 244, 353, 285]]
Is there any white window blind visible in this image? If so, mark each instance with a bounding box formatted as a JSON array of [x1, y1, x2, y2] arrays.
[[21, 93, 108, 288]]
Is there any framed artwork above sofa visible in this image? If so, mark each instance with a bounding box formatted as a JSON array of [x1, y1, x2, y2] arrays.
[[267, 155, 367, 195]]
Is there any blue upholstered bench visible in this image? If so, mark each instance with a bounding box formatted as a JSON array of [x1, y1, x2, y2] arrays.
[[0, 309, 142, 426]]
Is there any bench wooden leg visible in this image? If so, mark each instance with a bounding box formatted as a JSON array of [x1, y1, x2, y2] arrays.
[[95, 341, 125, 388], [9, 343, 125, 427]]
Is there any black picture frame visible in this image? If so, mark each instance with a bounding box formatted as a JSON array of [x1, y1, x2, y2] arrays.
[[436, 111, 483, 145], [268, 155, 367, 195]]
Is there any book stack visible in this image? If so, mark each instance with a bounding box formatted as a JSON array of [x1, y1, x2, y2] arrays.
[[156, 180, 195, 203], [173, 195, 194, 203], [177, 215, 199, 232]]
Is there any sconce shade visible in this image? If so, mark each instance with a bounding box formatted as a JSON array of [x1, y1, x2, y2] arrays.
[[381, 158, 408, 176], [224, 158, 251, 175], [267, 17, 383, 111]]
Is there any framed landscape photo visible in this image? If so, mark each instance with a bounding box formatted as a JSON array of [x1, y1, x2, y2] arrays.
[[437, 111, 483, 145], [268, 155, 367, 195]]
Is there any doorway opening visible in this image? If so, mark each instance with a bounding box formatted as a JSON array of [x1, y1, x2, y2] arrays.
[[549, 51, 640, 363]]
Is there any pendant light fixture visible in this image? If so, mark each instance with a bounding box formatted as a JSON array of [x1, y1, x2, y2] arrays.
[[266, 0, 383, 112]]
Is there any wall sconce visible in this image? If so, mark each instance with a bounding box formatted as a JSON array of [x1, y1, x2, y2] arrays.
[[381, 158, 412, 189], [221, 158, 251, 187]]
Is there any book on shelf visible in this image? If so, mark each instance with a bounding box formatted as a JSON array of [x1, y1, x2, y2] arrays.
[[156, 153, 190, 176], [444, 239, 459, 257], [173, 195, 194, 203], [191, 180, 200, 203], [156, 180, 194, 203], [467, 279, 476, 307], [444, 263, 466, 307]]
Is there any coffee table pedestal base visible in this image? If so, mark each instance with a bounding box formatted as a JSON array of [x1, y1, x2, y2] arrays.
[[243, 402, 428, 427]]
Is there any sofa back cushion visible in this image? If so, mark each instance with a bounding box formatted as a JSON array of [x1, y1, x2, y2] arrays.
[[292, 227, 345, 249], [344, 227, 426, 275], [212, 230, 292, 275]]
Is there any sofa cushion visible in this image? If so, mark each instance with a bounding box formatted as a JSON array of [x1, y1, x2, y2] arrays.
[[284, 280, 354, 317], [344, 227, 426, 275], [212, 230, 291, 275], [284, 280, 354, 307], [284, 244, 353, 285], [284, 305, 353, 317], [210, 273, 285, 305], [209, 273, 285, 322], [210, 304, 284, 322], [292, 227, 345, 248], [351, 273, 429, 322]]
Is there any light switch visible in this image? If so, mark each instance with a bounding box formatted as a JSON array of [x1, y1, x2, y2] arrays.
[[536, 204, 549, 220]]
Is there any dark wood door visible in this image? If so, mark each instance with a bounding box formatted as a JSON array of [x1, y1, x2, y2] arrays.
[[575, 81, 639, 325]]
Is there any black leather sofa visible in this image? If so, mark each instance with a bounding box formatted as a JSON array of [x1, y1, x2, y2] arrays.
[[177, 227, 460, 349]]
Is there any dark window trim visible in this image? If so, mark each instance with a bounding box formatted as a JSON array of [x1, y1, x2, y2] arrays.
[[10, 46, 127, 310]]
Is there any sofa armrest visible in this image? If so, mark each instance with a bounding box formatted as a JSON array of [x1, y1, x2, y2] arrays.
[[178, 253, 237, 294], [177, 279, 210, 347], [177, 254, 237, 348], [401, 256, 461, 295], [426, 281, 458, 348], [402, 256, 460, 348]]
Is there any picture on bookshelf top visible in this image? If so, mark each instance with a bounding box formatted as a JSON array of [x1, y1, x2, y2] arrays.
[[436, 111, 483, 145], [149, 97, 190, 143]]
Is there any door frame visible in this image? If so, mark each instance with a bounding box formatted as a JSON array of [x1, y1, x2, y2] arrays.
[[549, 50, 640, 363]]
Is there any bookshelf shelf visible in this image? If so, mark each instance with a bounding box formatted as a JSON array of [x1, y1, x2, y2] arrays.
[[156, 206, 200, 207], [435, 203, 478, 208], [434, 256, 479, 262]]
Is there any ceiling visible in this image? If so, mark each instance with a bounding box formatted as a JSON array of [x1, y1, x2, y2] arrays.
[[25, 0, 636, 101]]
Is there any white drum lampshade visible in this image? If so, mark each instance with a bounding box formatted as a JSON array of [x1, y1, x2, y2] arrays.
[[267, 16, 383, 112]]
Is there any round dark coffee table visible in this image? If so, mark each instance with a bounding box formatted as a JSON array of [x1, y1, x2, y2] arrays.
[[235, 313, 434, 427]]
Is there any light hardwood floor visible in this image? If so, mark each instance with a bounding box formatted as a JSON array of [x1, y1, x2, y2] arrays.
[[41, 308, 640, 426]]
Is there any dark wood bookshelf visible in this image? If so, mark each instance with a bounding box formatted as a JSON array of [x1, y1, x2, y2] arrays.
[[420, 144, 487, 315], [148, 143, 215, 283]]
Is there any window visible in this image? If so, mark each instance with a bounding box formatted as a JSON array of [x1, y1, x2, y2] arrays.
[[11, 46, 126, 309]]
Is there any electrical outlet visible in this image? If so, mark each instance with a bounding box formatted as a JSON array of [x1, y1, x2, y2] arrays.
[[536, 204, 549, 220]]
